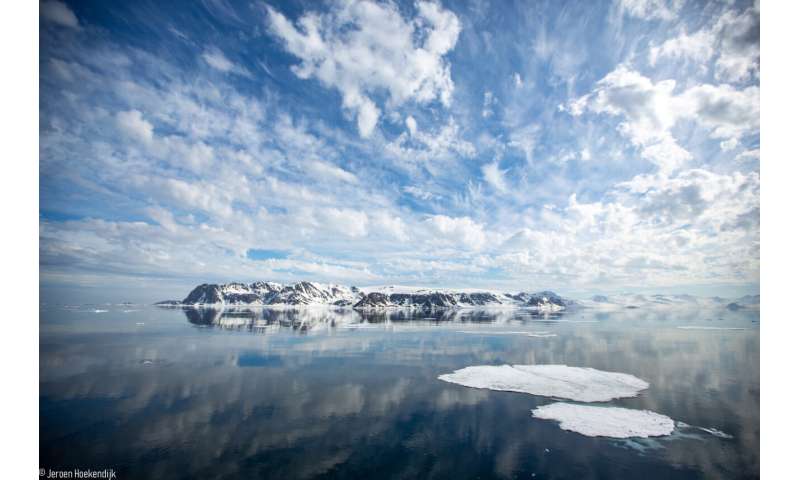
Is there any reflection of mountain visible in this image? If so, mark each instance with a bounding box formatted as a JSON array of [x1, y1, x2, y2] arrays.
[[178, 307, 560, 333], [156, 281, 572, 311]]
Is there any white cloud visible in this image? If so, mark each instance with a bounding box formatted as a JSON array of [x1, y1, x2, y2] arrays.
[[616, 0, 685, 21], [649, 29, 714, 66], [649, 5, 760, 83], [425, 215, 486, 250], [720, 138, 739, 151], [482, 91, 496, 118], [266, 1, 461, 137], [115, 110, 154, 144], [508, 124, 539, 164], [481, 162, 508, 192], [307, 160, 359, 184], [386, 117, 476, 164], [201, 48, 251, 77], [569, 66, 759, 171], [41, 1, 80, 29], [405, 116, 417, 136], [318, 208, 369, 238]]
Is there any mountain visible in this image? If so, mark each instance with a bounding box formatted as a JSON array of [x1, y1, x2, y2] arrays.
[[157, 281, 571, 311]]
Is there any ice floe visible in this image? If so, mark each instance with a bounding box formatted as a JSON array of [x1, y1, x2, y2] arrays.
[[531, 403, 674, 438], [438, 364, 649, 402], [676, 326, 746, 331], [456, 331, 533, 335]]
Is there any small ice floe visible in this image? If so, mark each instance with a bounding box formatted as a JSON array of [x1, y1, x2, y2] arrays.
[[527, 333, 557, 338], [697, 427, 734, 439], [135, 322, 145, 326], [93, 309, 109, 313], [675, 421, 733, 439], [343, 323, 382, 329], [531, 403, 674, 439], [438, 364, 649, 402], [676, 326, 746, 331], [456, 331, 532, 335]]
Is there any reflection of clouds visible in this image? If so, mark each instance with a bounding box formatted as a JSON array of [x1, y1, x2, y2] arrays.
[[40, 307, 759, 479]]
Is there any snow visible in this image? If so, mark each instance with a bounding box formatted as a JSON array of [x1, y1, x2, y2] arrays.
[[438, 364, 649, 402], [531, 403, 674, 438]]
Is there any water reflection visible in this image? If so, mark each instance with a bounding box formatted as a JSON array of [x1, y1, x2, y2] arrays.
[[40, 306, 758, 479], [172, 306, 569, 333]]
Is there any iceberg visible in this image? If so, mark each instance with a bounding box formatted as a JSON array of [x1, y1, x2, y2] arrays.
[[438, 364, 649, 402], [531, 403, 675, 438]]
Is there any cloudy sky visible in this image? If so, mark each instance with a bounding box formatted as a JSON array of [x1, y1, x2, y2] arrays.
[[39, 0, 759, 301]]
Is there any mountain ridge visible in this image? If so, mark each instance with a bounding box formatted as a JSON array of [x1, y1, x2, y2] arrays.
[[156, 281, 572, 311]]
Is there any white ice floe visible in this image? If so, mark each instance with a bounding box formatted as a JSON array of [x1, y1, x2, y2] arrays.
[[528, 333, 557, 338], [531, 403, 674, 438], [456, 331, 532, 335], [696, 426, 734, 439], [675, 421, 734, 439], [676, 326, 746, 331], [438, 364, 649, 402]]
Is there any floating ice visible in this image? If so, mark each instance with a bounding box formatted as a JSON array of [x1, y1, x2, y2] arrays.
[[528, 333, 557, 338], [677, 326, 746, 331], [438, 364, 649, 402], [456, 331, 532, 335], [696, 426, 734, 439], [531, 403, 674, 438]]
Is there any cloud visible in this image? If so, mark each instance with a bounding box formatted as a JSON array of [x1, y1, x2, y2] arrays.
[[481, 162, 508, 192], [307, 160, 359, 184], [265, 1, 461, 137], [482, 91, 496, 118], [41, 1, 80, 29], [425, 215, 486, 250], [201, 48, 251, 77], [386, 117, 475, 166], [649, 29, 714, 66], [115, 110, 154, 144], [649, 4, 759, 83], [615, 0, 685, 21], [569, 65, 758, 170], [405, 116, 417, 136]]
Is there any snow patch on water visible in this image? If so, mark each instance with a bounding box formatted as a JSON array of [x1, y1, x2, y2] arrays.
[[531, 403, 674, 438], [438, 364, 649, 402]]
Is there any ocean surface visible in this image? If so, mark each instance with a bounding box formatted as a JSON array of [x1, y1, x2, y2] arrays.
[[40, 305, 759, 479]]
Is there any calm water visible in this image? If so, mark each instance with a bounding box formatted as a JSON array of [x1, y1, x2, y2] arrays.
[[40, 305, 759, 479]]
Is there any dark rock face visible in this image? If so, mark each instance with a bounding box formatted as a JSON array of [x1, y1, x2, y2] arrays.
[[182, 284, 225, 305], [353, 292, 395, 308]]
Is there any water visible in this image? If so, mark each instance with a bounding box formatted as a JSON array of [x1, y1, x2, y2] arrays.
[[40, 305, 759, 479]]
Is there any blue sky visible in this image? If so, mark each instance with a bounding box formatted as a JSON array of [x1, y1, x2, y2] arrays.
[[39, 0, 760, 301]]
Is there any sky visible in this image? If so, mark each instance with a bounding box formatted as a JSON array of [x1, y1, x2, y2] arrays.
[[39, 0, 760, 302]]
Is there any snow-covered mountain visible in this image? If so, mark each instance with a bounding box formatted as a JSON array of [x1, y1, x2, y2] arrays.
[[157, 281, 572, 311]]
